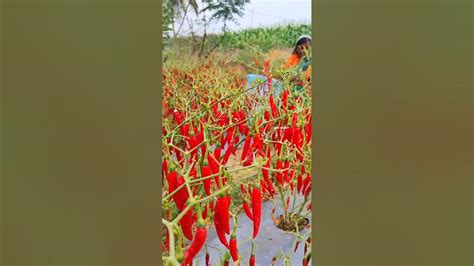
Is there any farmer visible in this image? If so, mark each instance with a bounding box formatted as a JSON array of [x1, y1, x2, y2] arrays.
[[284, 35, 312, 90]]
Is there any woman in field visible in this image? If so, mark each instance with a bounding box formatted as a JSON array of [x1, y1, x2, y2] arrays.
[[247, 35, 312, 95], [284, 35, 312, 88]]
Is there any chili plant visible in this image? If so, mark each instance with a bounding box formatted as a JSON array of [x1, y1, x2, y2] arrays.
[[162, 55, 312, 265]]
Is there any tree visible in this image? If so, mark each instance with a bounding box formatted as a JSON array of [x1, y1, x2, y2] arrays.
[[162, 0, 250, 57]]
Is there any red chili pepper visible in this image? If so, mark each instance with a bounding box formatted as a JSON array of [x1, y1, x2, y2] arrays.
[[303, 238, 312, 265], [290, 112, 298, 136], [238, 110, 246, 122], [229, 228, 238, 262], [216, 227, 229, 248], [181, 123, 190, 139], [282, 128, 291, 142], [269, 96, 278, 118], [263, 60, 270, 76], [283, 159, 290, 183], [262, 174, 275, 197], [223, 257, 230, 266], [263, 111, 271, 132], [242, 201, 253, 221], [251, 187, 262, 238], [212, 104, 220, 117], [305, 120, 312, 144], [232, 111, 240, 124], [293, 127, 302, 147], [202, 206, 208, 221], [296, 147, 304, 163], [174, 176, 189, 211], [208, 148, 222, 187], [198, 132, 206, 155], [271, 256, 277, 265], [181, 222, 207, 265], [219, 113, 229, 126], [282, 89, 289, 110], [214, 145, 222, 161], [202, 164, 212, 196], [258, 122, 264, 135], [249, 242, 255, 266], [214, 200, 230, 248], [179, 208, 195, 241], [241, 136, 252, 161], [304, 184, 312, 198], [262, 159, 271, 185], [242, 149, 254, 167], [173, 109, 184, 124], [240, 185, 254, 220], [239, 125, 249, 138], [294, 240, 300, 253], [219, 131, 227, 148], [221, 174, 228, 187], [264, 110, 270, 121], [275, 142, 282, 156], [223, 126, 235, 148], [166, 170, 178, 195], [233, 134, 240, 150], [284, 196, 290, 212], [240, 184, 246, 194], [192, 185, 199, 197], [260, 179, 269, 195], [252, 133, 264, 157], [190, 166, 197, 180], [271, 129, 278, 142], [208, 199, 214, 212], [189, 133, 199, 160], [249, 254, 255, 266], [253, 57, 259, 67], [290, 167, 297, 183], [301, 175, 311, 196], [297, 174, 303, 193], [215, 196, 231, 235], [222, 142, 234, 165], [205, 251, 210, 266], [275, 160, 284, 186], [223, 196, 231, 234]]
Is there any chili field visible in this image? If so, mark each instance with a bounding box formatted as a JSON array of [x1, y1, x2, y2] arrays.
[[162, 28, 312, 266]]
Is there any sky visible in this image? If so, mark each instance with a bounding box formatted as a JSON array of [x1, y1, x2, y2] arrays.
[[173, 0, 312, 36]]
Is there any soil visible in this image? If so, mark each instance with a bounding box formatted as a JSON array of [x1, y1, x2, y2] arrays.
[[194, 193, 311, 266]]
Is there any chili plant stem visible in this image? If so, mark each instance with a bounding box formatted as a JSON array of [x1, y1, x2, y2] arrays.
[[277, 183, 288, 218]]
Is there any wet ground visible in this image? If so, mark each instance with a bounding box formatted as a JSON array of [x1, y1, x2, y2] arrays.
[[194, 194, 311, 266]]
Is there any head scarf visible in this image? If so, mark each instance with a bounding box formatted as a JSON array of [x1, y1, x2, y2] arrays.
[[296, 35, 312, 46]]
